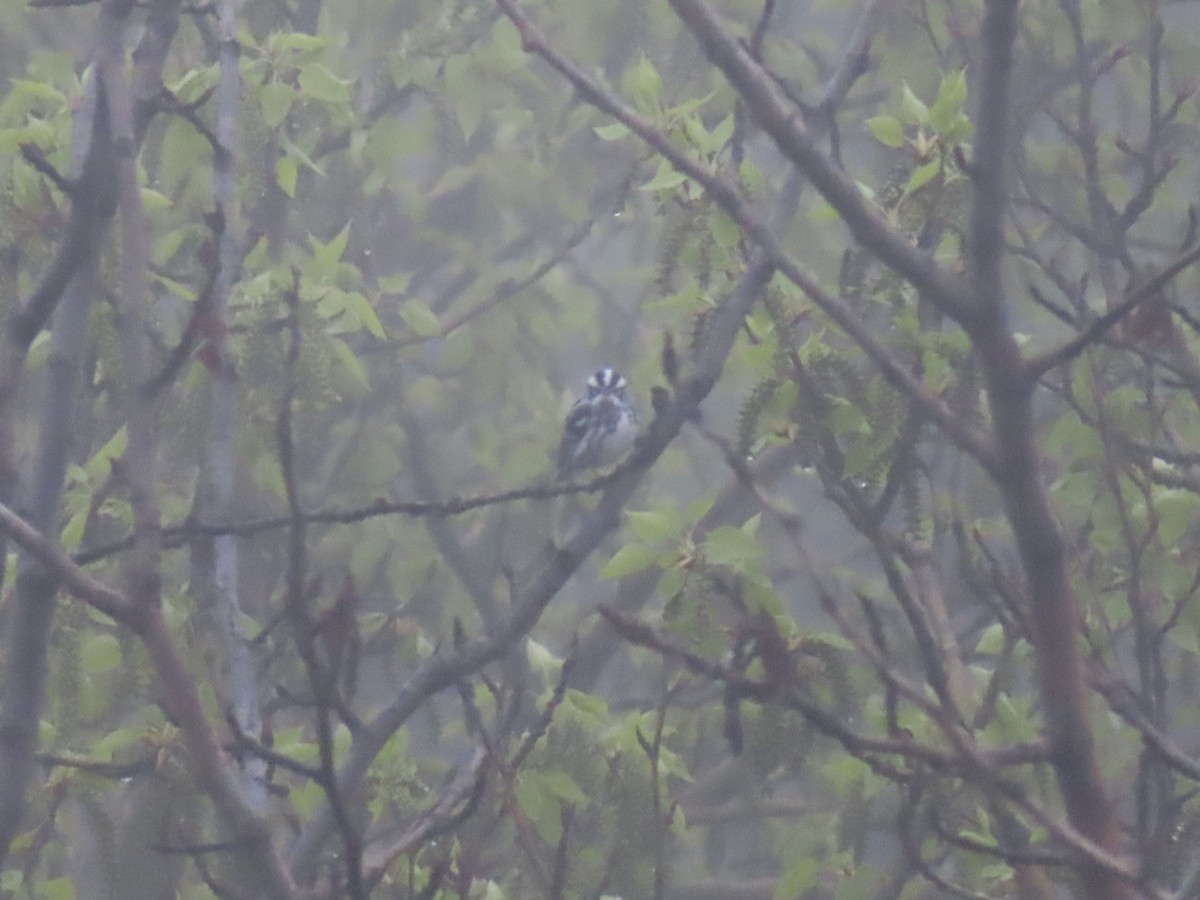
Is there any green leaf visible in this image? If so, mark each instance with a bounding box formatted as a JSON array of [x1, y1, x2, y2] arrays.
[[377, 273, 412, 295], [140, 187, 172, 211], [151, 272, 197, 301], [703, 525, 766, 571], [539, 769, 591, 806], [942, 117, 974, 146], [929, 69, 968, 134], [38, 876, 76, 900], [85, 426, 128, 483], [515, 775, 562, 845], [291, 781, 324, 820], [276, 156, 298, 197], [898, 82, 930, 125], [280, 134, 326, 176], [625, 53, 662, 112], [823, 753, 871, 792], [740, 513, 761, 538], [60, 509, 87, 552], [712, 209, 741, 249], [657, 566, 686, 600], [974, 622, 1006, 655], [775, 857, 820, 899], [565, 689, 608, 719], [829, 396, 871, 436], [865, 115, 905, 148], [446, 56, 488, 138], [298, 63, 351, 106], [259, 81, 295, 128], [90, 724, 145, 760], [593, 121, 631, 141], [315, 291, 346, 319], [269, 31, 330, 56], [739, 159, 764, 196], [346, 292, 387, 340], [809, 631, 855, 651], [670, 805, 687, 836], [682, 115, 709, 150], [81, 633, 121, 675], [599, 542, 657, 579], [708, 113, 735, 151], [8, 78, 66, 105], [1155, 489, 1200, 547], [399, 299, 441, 338], [310, 221, 351, 269], [906, 159, 941, 193], [491, 16, 523, 62], [625, 507, 682, 544], [638, 167, 688, 192], [526, 639, 560, 677], [170, 64, 219, 105], [330, 338, 370, 389]]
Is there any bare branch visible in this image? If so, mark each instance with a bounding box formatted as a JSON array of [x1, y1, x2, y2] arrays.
[[0, 501, 131, 621], [1025, 241, 1200, 378]]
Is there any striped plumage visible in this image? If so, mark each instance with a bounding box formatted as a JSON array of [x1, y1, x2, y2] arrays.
[[556, 368, 637, 479]]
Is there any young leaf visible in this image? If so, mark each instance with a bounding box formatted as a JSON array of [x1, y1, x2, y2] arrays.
[[929, 69, 968, 134], [898, 82, 930, 125], [639, 167, 688, 193], [625, 53, 663, 112], [703, 525, 766, 570], [298, 62, 351, 106], [594, 121, 631, 141], [599, 542, 657, 579], [346, 292, 387, 340], [399, 299, 441, 338], [906, 159, 941, 193], [259, 80, 295, 128], [866, 115, 906, 148], [276, 156, 298, 197]]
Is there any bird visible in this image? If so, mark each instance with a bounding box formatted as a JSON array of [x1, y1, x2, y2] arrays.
[[555, 367, 637, 479]]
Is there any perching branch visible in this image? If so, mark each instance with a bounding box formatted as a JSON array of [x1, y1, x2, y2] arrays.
[[287, 240, 776, 882]]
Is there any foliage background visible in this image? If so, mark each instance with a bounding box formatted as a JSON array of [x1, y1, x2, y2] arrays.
[[0, 0, 1198, 898]]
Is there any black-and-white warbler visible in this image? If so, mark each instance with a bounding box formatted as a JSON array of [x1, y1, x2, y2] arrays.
[[556, 367, 637, 479]]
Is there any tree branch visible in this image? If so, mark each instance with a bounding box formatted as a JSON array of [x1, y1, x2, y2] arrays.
[[287, 242, 776, 883]]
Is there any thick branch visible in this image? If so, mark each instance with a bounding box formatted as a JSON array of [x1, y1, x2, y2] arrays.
[[0, 502, 130, 621], [968, 3, 1133, 897]]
